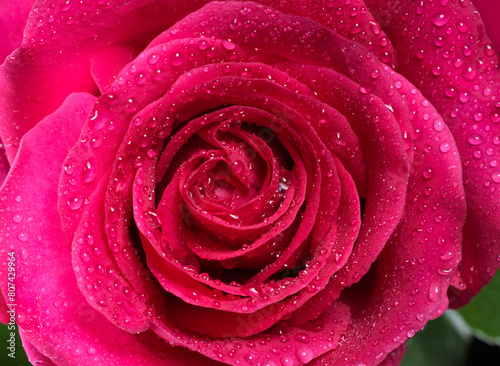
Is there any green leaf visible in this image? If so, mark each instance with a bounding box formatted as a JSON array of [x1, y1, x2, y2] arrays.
[[400, 313, 470, 366], [0, 322, 31, 366], [457, 269, 500, 345]]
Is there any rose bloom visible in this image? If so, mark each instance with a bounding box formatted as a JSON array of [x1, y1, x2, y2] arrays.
[[0, 0, 499, 365]]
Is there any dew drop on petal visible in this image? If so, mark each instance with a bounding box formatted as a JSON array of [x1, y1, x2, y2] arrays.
[[490, 112, 500, 123], [440, 142, 451, 153], [433, 118, 444, 131], [428, 281, 441, 302], [170, 53, 183, 66], [431, 12, 451, 27], [222, 40, 236, 50], [82, 158, 96, 183], [295, 347, 313, 364], [17, 232, 29, 242], [491, 172, 500, 184], [280, 355, 293, 366], [69, 196, 83, 210], [468, 135, 484, 146]]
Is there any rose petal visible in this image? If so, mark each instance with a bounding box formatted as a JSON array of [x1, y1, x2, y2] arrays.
[[310, 66, 465, 366], [0, 0, 219, 160], [90, 44, 141, 93], [152, 300, 351, 366], [365, 0, 500, 307], [0, 0, 33, 61], [0, 140, 9, 185], [20, 331, 57, 366], [0, 92, 222, 366]]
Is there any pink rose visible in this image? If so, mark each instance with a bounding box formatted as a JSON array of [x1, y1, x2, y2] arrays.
[[0, 1, 499, 365]]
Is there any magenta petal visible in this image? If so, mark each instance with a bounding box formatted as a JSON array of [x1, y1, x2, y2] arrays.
[[258, 0, 397, 67], [310, 68, 466, 366], [0, 0, 33, 61], [20, 332, 57, 366], [375, 345, 407, 366], [152, 300, 352, 366], [0, 140, 9, 185], [0, 92, 221, 366], [90, 44, 140, 93], [366, 0, 500, 307], [0, 0, 219, 160], [0, 295, 8, 324]]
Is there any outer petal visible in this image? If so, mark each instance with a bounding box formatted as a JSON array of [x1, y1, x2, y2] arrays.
[[0, 0, 214, 161], [0, 0, 33, 61], [471, 0, 500, 51], [311, 67, 466, 366], [0, 0, 397, 161], [0, 141, 9, 184], [0, 92, 218, 366], [20, 331, 57, 366], [366, 0, 500, 307]]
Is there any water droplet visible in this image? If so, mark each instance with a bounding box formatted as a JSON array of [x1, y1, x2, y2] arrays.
[[17, 232, 29, 242], [416, 2, 424, 15], [444, 86, 456, 97], [244, 351, 257, 364], [423, 168, 434, 179], [241, 284, 261, 297], [134, 72, 147, 85], [349, 23, 362, 35], [440, 142, 451, 153], [440, 251, 454, 261], [431, 12, 451, 27], [491, 171, 500, 184], [432, 66, 442, 76], [433, 36, 445, 47], [457, 22, 468, 33], [428, 281, 441, 302], [80, 251, 90, 263], [60, 0, 72, 12], [147, 53, 160, 65], [222, 40, 236, 50], [170, 53, 183, 66], [462, 44, 472, 57], [12, 214, 22, 223], [82, 159, 96, 183], [294, 333, 310, 344], [233, 160, 244, 174], [462, 66, 476, 80], [490, 112, 500, 123], [459, 91, 470, 103], [433, 119, 445, 132], [295, 347, 313, 364], [280, 355, 294, 366], [279, 171, 292, 193], [90, 110, 106, 130], [69, 196, 83, 210], [473, 112, 483, 122], [468, 135, 484, 146]]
